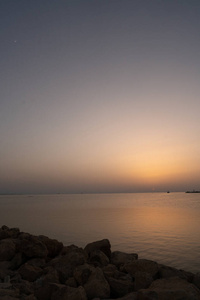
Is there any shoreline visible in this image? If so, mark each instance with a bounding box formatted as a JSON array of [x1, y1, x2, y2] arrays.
[[0, 225, 200, 299]]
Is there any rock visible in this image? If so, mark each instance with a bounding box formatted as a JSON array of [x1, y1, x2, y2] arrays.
[[16, 236, 48, 259], [22, 295, 37, 300], [13, 279, 34, 295], [65, 276, 77, 287], [48, 245, 87, 283], [88, 249, 109, 267], [73, 264, 92, 285], [51, 284, 87, 300], [74, 264, 110, 300], [84, 239, 111, 259], [112, 292, 138, 300], [158, 264, 194, 282], [137, 276, 200, 300], [103, 264, 118, 278], [35, 282, 87, 300], [38, 235, 63, 258], [0, 239, 16, 261], [0, 286, 20, 298], [108, 276, 134, 298], [18, 263, 43, 282], [193, 272, 200, 289], [0, 229, 10, 240], [123, 259, 159, 279], [27, 258, 46, 269], [41, 267, 60, 284], [133, 271, 153, 291], [111, 251, 138, 268], [0, 261, 12, 280], [9, 252, 26, 270]]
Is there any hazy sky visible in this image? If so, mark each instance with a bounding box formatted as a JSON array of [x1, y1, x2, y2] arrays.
[[1, 0, 200, 194]]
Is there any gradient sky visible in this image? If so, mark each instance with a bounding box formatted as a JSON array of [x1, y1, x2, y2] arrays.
[[1, 0, 200, 194]]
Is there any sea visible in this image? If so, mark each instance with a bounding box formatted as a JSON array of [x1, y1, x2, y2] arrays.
[[0, 192, 200, 273]]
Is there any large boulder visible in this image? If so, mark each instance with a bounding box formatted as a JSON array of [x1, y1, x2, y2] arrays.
[[16, 236, 48, 259], [88, 249, 109, 267], [0, 239, 16, 261], [133, 271, 153, 291], [74, 263, 110, 300], [35, 282, 87, 300], [158, 264, 194, 282], [38, 235, 63, 258], [84, 239, 111, 259], [193, 272, 200, 289], [51, 284, 87, 300], [48, 245, 87, 283], [137, 276, 200, 300], [18, 263, 43, 282], [111, 251, 138, 268], [123, 259, 159, 279], [108, 276, 134, 298]]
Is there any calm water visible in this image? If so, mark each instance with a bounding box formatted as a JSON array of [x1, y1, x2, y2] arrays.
[[0, 192, 200, 273]]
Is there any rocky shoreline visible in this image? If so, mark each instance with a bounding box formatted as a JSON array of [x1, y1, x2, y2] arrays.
[[0, 226, 200, 299]]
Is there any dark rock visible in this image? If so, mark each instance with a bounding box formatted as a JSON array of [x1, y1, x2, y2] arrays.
[[35, 282, 87, 300], [65, 276, 77, 287], [108, 276, 134, 298], [74, 263, 110, 300], [111, 251, 138, 268], [51, 284, 87, 300], [18, 263, 43, 282], [133, 271, 153, 291], [41, 266, 60, 284], [0, 239, 16, 261], [9, 252, 26, 270], [0, 229, 10, 240], [158, 263, 194, 282], [48, 245, 87, 283], [27, 258, 46, 269], [13, 279, 34, 295], [193, 272, 200, 289], [137, 276, 200, 300], [84, 239, 111, 259], [38, 235, 63, 258], [123, 259, 159, 279], [88, 249, 109, 267], [103, 264, 118, 278], [16, 236, 48, 259]]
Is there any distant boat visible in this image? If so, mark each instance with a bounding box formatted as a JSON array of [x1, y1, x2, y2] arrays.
[[185, 190, 200, 193]]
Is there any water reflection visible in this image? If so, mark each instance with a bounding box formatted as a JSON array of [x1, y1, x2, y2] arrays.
[[0, 193, 200, 272]]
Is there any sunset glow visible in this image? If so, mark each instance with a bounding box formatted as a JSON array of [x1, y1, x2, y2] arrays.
[[1, 1, 200, 194]]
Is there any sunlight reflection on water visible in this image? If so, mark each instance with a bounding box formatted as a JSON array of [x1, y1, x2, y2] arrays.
[[0, 192, 200, 272]]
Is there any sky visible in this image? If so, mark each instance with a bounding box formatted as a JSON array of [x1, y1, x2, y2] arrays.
[[1, 0, 200, 194]]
